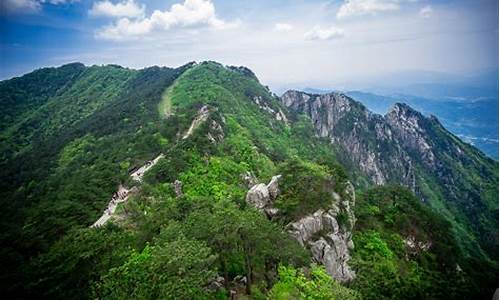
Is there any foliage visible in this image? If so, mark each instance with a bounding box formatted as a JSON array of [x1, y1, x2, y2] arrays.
[[351, 185, 498, 300], [93, 236, 217, 300], [0, 61, 497, 300], [27, 226, 134, 300], [275, 158, 347, 221], [268, 265, 361, 300]]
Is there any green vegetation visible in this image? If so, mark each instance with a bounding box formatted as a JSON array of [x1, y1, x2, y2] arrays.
[[268, 265, 361, 300], [351, 185, 498, 300], [0, 61, 496, 300], [275, 158, 347, 221]]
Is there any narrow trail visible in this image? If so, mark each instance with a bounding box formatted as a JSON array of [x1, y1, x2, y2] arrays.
[[91, 105, 212, 228], [91, 154, 164, 228]]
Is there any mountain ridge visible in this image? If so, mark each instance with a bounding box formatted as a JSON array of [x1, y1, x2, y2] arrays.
[[280, 89, 498, 261], [0, 61, 497, 299]]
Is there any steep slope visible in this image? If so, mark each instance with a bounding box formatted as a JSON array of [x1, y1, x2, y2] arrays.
[[0, 62, 496, 300], [345, 90, 499, 159], [0, 62, 193, 296], [280, 90, 498, 261]]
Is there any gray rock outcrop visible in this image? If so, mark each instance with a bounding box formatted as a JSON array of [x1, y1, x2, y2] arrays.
[[245, 183, 270, 209], [266, 175, 281, 200], [244, 175, 356, 282], [280, 91, 422, 191], [174, 180, 183, 197], [287, 183, 356, 283]]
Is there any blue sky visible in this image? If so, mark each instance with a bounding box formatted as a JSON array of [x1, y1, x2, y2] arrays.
[[1, 0, 498, 90]]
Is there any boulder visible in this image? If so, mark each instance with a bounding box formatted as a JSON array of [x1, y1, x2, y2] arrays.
[[245, 183, 270, 209], [267, 175, 282, 200]]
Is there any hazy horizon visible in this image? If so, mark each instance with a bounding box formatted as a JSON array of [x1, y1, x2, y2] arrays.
[[1, 0, 498, 91]]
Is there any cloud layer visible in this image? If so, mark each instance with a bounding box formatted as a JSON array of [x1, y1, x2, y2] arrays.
[[1, 0, 75, 13], [419, 5, 433, 18], [337, 0, 400, 19], [274, 23, 293, 32], [89, 0, 145, 19], [1, 0, 40, 13], [95, 0, 237, 41], [305, 26, 344, 40]]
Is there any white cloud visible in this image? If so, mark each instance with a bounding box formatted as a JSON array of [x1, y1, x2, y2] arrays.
[[96, 0, 238, 41], [304, 25, 344, 41], [274, 23, 293, 32], [89, 0, 145, 19], [337, 0, 400, 19], [419, 5, 432, 18]]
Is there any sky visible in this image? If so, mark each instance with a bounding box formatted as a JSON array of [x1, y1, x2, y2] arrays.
[[0, 0, 498, 91]]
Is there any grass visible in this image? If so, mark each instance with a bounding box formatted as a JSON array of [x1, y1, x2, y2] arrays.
[[158, 85, 173, 118]]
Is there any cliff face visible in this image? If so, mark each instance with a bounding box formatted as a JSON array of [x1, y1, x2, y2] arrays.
[[245, 175, 357, 282], [280, 90, 498, 260], [281, 91, 413, 187]]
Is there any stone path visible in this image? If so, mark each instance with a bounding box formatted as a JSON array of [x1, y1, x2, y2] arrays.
[[91, 185, 133, 228], [91, 154, 164, 228], [130, 154, 165, 182], [182, 105, 210, 139]]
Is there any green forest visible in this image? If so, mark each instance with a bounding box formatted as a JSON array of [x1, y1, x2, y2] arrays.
[[0, 61, 497, 299]]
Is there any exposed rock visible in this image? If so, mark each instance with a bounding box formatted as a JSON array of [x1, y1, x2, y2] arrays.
[[245, 173, 356, 282], [267, 175, 282, 200], [208, 276, 225, 290], [245, 175, 282, 214], [404, 235, 431, 257], [309, 233, 355, 282], [285, 181, 356, 283], [245, 183, 270, 209], [241, 171, 258, 188], [233, 275, 247, 285], [264, 207, 280, 218], [287, 204, 356, 282], [253, 96, 288, 123], [275, 109, 288, 123], [174, 180, 183, 197], [207, 119, 224, 144]]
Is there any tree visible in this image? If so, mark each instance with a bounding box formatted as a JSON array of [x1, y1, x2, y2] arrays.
[[92, 235, 217, 300], [177, 200, 308, 295], [268, 265, 361, 300], [28, 226, 133, 300]]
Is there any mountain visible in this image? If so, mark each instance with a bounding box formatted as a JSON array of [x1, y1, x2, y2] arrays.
[[345, 91, 499, 159], [0, 62, 497, 300], [281, 90, 498, 260]]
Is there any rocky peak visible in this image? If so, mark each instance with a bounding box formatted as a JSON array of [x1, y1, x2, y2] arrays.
[[385, 103, 428, 132], [280, 90, 310, 111], [281, 90, 364, 138], [385, 103, 437, 169]]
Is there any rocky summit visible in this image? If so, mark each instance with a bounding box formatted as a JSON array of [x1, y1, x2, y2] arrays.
[[0, 61, 497, 300]]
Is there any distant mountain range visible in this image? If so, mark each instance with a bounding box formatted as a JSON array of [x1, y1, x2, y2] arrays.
[[301, 87, 498, 159]]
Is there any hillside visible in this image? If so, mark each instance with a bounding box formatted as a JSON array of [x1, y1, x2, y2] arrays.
[[0, 62, 497, 299], [281, 90, 498, 262]]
